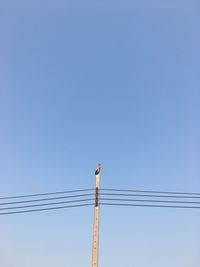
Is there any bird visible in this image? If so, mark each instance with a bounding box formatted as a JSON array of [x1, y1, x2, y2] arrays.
[[95, 164, 101, 175]]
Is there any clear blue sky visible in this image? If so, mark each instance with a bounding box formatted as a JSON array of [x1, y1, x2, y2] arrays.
[[0, 0, 200, 266]]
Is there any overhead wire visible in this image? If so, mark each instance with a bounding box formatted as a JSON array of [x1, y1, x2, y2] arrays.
[[1, 187, 200, 215], [0, 193, 94, 206], [0, 198, 94, 211], [100, 197, 200, 205], [100, 188, 200, 209], [100, 203, 200, 209], [0, 188, 94, 200], [100, 192, 200, 199], [101, 188, 200, 196], [0, 203, 93, 216]]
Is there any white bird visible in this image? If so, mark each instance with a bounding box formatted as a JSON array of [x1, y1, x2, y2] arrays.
[[95, 164, 101, 175]]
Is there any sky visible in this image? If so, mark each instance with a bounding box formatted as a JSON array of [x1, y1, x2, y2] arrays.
[[0, 0, 200, 266]]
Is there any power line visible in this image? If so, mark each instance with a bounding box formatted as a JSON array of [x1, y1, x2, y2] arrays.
[[0, 198, 94, 211], [101, 188, 200, 195], [0, 193, 94, 206], [100, 198, 200, 205], [0, 188, 94, 200], [1, 187, 199, 201], [0, 203, 93, 216], [100, 193, 200, 199], [100, 203, 200, 209], [1, 186, 200, 216]]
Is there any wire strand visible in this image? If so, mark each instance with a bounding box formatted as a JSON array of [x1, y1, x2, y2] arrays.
[[0, 193, 94, 206], [101, 188, 200, 195], [0, 188, 94, 200], [100, 198, 200, 205], [0, 198, 94, 211], [100, 203, 200, 209], [0, 203, 93, 216], [100, 193, 200, 199]]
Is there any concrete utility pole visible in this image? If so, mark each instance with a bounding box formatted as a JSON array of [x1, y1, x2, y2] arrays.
[[92, 164, 101, 267]]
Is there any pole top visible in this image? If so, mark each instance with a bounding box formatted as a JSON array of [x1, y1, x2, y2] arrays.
[[95, 164, 101, 175]]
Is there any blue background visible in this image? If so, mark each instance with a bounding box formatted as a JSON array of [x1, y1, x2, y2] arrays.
[[0, 0, 200, 266]]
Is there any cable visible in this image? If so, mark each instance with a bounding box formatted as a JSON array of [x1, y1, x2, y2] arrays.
[[100, 203, 200, 209], [1, 187, 200, 216], [0, 193, 94, 206], [0, 203, 93, 216], [100, 193, 200, 199], [0, 198, 94, 211], [101, 188, 200, 195], [0, 188, 94, 200], [100, 198, 200, 205], [1, 187, 199, 200]]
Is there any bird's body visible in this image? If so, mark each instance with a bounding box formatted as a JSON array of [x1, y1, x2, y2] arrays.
[[95, 164, 101, 175]]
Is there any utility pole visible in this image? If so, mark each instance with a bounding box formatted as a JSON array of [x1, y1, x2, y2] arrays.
[[92, 164, 101, 267]]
